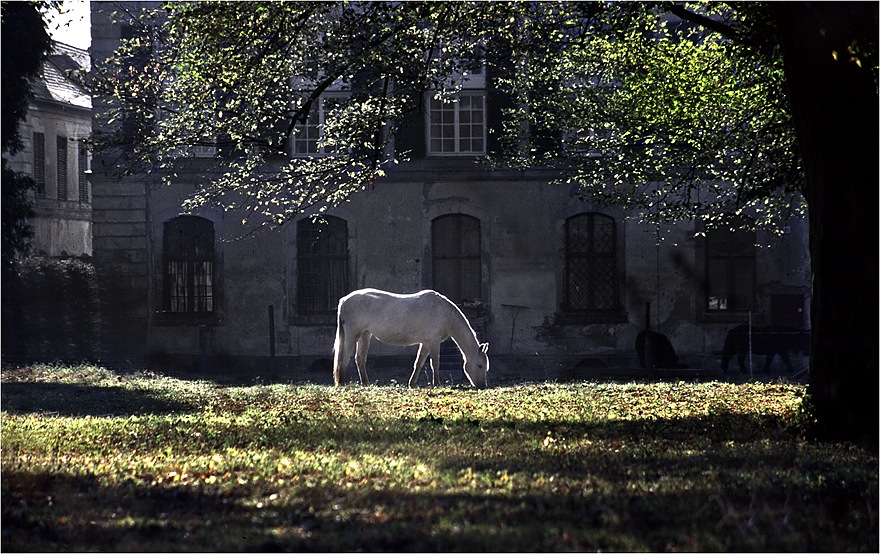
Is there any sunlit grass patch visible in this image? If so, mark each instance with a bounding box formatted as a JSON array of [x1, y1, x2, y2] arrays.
[[2, 366, 876, 552]]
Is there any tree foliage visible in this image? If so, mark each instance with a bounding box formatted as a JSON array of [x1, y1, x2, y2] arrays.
[[95, 1, 519, 225], [499, 3, 805, 231], [1, 0, 54, 154], [94, 1, 806, 233], [1, 0, 54, 265]]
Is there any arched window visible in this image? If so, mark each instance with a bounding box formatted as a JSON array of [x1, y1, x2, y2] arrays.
[[432, 214, 481, 304], [564, 213, 619, 313], [297, 216, 349, 314], [163, 216, 215, 313]]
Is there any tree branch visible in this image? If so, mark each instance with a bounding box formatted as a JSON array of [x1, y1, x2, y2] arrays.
[[666, 3, 740, 42]]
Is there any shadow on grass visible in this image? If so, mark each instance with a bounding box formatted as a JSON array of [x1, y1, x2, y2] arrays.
[[2, 380, 875, 551], [0, 382, 195, 417], [2, 454, 875, 553]]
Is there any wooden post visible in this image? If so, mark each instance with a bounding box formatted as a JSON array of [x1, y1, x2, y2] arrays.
[[645, 302, 654, 370], [268, 305, 276, 379]]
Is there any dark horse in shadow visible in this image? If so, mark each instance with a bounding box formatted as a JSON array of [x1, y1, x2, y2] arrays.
[[720, 324, 809, 373], [636, 330, 689, 369]]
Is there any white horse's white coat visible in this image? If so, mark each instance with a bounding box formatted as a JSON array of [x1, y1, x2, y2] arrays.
[[333, 288, 489, 388]]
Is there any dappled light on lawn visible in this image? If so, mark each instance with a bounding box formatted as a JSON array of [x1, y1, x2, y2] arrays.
[[2, 365, 876, 551]]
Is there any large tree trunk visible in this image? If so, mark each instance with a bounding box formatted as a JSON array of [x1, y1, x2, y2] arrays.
[[774, 3, 878, 447]]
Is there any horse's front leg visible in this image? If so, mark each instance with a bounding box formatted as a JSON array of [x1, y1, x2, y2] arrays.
[[409, 344, 431, 388], [355, 331, 372, 385]]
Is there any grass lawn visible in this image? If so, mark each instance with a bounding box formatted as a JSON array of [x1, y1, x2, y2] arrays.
[[2, 364, 877, 552]]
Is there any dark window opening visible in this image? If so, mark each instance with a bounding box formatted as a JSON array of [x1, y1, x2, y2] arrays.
[[78, 141, 89, 203], [163, 216, 215, 314], [34, 132, 45, 197], [56, 136, 68, 200], [564, 213, 619, 313], [297, 216, 349, 315], [705, 219, 756, 312], [432, 214, 481, 304]]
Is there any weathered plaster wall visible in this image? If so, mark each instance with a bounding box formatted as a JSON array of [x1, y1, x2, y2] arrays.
[[137, 166, 810, 378], [5, 101, 92, 257]]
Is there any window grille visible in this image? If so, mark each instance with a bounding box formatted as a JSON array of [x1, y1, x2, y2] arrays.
[[432, 214, 482, 304], [564, 213, 619, 312], [297, 216, 349, 314], [163, 216, 215, 314]]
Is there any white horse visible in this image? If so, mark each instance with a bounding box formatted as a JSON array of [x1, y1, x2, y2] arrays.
[[332, 288, 489, 388]]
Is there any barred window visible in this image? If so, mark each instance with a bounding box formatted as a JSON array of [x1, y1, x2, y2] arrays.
[[706, 221, 756, 311], [33, 132, 45, 196], [57, 136, 68, 200], [297, 216, 349, 315], [427, 92, 486, 155], [564, 213, 619, 312], [163, 216, 215, 314], [432, 214, 481, 304]]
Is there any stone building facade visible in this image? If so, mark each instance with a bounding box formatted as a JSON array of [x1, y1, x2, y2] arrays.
[[3, 42, 92, 257], [90, 3, 811, 382]]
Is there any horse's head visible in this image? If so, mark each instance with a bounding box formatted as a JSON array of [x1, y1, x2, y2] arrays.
[[464, 342, 489, 388]]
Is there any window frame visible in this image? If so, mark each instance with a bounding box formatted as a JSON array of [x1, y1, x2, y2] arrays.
[[562, 212, 624, 322], [431, 214, 482, 305], [426, 91, 487, 156], [290, 94, 348, 157], [296, 216, 350, 316], [161, 216, 216, 320]]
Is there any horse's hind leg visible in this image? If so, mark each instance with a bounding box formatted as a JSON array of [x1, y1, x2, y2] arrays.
[[336, 333, 358, 385], [355, 331, 372, 386], [720, 353, 732, 372], [429, 348, 441, 386], [409, 344, 431, 388], [779, 350, 795, 373]]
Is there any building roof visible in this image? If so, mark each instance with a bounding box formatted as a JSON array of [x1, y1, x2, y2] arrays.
[[31, 41, 91, 110]]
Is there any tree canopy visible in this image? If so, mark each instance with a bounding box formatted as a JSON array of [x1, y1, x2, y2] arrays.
[[96, 2, 512, 223], [501, 3, 804, 231], [95, 1, 809, 233]]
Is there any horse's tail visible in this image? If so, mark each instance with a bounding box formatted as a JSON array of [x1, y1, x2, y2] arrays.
[[332, 311, 346, 386]]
